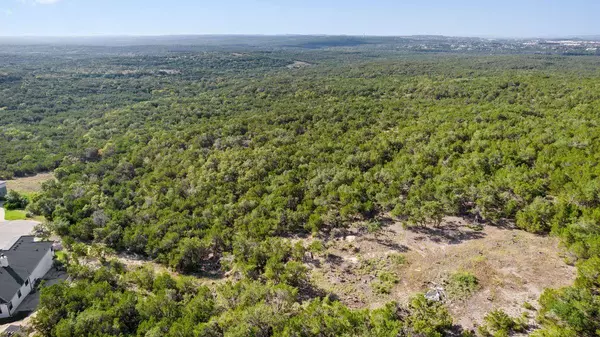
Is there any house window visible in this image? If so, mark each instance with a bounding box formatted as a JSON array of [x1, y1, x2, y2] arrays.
[[0, 306, 3, 314], [7, 302, 13, 311], [25, 279, 29, 286], [17, 290, 21, 298]]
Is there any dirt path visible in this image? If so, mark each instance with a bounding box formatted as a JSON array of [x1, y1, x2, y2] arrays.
[[0, 202, 5, 221]]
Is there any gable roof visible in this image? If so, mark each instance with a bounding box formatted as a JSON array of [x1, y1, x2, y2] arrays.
[[0, 236, 53, 304]]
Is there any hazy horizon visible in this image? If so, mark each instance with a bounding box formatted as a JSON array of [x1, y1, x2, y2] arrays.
[[0, 33, 598, 41], [0, 0, 597, 38]]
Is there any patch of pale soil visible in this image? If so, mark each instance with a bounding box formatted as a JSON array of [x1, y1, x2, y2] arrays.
[[115, 253, 225, 286], [287, 61, 312, 69], [157, 69, 181, 75], [309, 216, 575, 330], [116, 253, 169, 274], [6, 173, 54, 193]]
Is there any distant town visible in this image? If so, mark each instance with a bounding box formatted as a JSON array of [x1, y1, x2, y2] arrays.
[[394, 36, 600, 55]]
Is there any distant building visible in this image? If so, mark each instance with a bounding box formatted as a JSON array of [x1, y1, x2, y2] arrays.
[[0, 236, 54, 319], [0, 181, 6, 198]]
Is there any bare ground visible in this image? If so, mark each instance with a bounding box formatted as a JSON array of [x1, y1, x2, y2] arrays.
[[287, 61, 312, 69], [309, 216, 575, 330]]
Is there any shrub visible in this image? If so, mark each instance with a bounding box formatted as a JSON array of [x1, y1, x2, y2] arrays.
[[402, 294, 454, 336], [535, 286, 600, 337], [389, 253, 407, 266], [516, 197, 555, 234], [372, 271, 399, 294], [446, 271, 480, 300], [478, 309, 526, 337], [4, 190, 29, 210]]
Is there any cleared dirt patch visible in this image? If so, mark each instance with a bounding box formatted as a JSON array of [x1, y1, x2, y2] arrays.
[[309, 216, 575, 330], [287, 61, 312, 69], [6, 173, 54, 193]]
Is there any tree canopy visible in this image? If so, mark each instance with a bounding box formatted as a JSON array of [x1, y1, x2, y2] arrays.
[[1, 45, 599, 336]]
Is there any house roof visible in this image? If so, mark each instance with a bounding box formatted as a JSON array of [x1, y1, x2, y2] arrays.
[[0, 236, 53, 304]]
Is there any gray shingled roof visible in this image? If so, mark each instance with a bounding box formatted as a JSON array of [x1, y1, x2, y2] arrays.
[[0, 236, 53, 304]]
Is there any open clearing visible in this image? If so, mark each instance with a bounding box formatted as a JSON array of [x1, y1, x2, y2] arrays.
[[6, 173, 54, 194], [309, 216, 576, 330], [287, 61, 312, 69]]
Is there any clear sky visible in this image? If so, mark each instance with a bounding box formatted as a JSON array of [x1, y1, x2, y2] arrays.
[[0, 0, 598, 38]]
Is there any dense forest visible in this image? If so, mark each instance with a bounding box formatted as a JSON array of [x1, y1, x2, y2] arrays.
[[1, 39, 599, 336]]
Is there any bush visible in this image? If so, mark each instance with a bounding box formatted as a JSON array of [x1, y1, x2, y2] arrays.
[[516, 197, 555, 234], [535, 286, 600, 337], [4, 190, 29, 210], [402, 294, 454, 336], [446, 271, 480, 300], [478, 309, 526, 337], [372, 271, 399, 294], [389, 253, 407, 266]]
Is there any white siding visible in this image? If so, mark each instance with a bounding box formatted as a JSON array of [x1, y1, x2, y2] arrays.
[[29, 248, 54, 282], [0, 303, 9, 319], [7, 281, 31, 316]]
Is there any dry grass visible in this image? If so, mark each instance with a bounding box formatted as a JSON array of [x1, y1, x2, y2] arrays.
[[6, 173, 54, 194], [308, 216, 575, 330]]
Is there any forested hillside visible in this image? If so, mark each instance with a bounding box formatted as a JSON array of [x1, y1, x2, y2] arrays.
[[2, 43, 599, 336]]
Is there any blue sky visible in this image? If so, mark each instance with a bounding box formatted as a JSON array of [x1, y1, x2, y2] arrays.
[[0, 0, 598, 37]]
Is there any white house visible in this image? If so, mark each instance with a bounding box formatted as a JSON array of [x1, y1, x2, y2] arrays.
[[0, 236, 54, 319], [0, 181, 6, 198]]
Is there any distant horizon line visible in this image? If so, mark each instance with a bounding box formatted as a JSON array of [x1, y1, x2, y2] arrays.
[[0, 33, 598, 40]]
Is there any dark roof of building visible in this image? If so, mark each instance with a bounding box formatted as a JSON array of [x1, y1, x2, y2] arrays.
[[0, 236, 53, 304]]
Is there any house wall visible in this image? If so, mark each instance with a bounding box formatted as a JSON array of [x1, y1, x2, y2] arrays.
[[0, 303, 10, 319], [29, 248, 54, 282], [4, 248, 53, 317], [0, 182, 6, 198], [6, 280, 31, 317]]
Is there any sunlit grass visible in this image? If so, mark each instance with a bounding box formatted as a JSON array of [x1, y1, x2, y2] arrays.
[[4, 209, 27, 220]]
